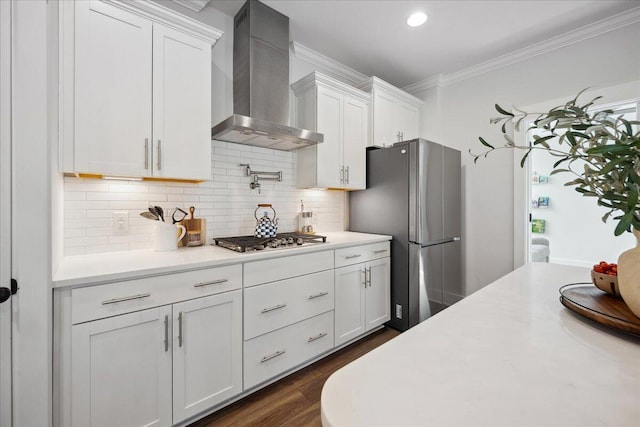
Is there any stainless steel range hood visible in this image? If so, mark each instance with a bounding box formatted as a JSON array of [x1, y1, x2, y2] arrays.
[[211, 0, 323, 150]]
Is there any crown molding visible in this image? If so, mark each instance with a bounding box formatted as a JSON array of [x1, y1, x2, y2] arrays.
[[291, 41, 368, 86], [103, 0, 223, 44], [291, 71, 370, 102], [403, 6, 640, 95], [169, 0, 211, 13]]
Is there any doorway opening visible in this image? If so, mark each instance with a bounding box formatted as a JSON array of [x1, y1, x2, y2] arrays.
[[525, 101, 639, 266]]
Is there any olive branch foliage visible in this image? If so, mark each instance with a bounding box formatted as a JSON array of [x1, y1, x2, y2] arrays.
[[470, 89, 640, 236]]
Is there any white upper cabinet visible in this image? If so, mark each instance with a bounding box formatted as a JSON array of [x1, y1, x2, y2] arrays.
[[74, 1, 152, 178], [292, 72, 369, 190], [61, 0, 222, 181], [152, 24, 212, 181], [357, 76, 423, 147]]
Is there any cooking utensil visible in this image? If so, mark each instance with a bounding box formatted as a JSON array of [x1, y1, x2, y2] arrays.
[[140, 211, 158, 221], [172, 207, 188, 224], [153, 205, 165, 222]]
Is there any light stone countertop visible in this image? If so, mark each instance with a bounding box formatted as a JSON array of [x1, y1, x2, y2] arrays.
[[52, 231, 391, 288], [321, 263, 640, 427]]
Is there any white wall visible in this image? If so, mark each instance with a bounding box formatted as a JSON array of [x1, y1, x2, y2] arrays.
[[413, 22, 640, 296]]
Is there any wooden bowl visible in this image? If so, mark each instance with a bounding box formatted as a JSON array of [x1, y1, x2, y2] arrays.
[[591, 270, 620, 296]]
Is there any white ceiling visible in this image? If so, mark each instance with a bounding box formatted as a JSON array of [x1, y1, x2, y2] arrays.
[[208, 0, 640, 88]]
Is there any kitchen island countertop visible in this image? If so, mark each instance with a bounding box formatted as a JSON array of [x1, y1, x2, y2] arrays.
[[52, 231, 391, 288], [321, 263, 640, 427]]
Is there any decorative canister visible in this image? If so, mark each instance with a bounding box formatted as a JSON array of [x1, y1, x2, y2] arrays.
[[254, 204, 278, 238]]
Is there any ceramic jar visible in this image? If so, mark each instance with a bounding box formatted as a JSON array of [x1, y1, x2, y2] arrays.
[[618, 228, 640, 318]]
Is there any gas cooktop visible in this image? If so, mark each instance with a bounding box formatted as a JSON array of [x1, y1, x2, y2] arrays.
[[214, 232, 327, 253]]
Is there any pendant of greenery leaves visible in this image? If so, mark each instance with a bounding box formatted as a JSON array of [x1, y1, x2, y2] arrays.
[[471, 89, 640, 236]]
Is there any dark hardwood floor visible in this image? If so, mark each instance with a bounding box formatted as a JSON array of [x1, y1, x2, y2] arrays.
[[189, 327, 401, 427]]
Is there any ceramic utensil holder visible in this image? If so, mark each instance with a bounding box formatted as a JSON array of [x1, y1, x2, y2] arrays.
[[155, 221, 186, 251]]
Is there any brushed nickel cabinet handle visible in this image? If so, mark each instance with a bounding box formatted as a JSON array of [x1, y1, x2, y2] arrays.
[[374, 249, 388, 254], [144, 138, 149, 169], [194, 279, 228, 288], [261, 303, 287, 314], [308, 292, 329, 300], [345, 166, 349, 184], [101, 293, 150, 305], [307, 332, 327, 343], [366, 266, 372, 287], [157, 140, 162, 170], [362, 268, 366, 286], [163, 315, 169, 352], [260, 349, 286, 363], [178, 312, 183, 347], [340, 167, 344, 184], [345, 254, 362, 259]]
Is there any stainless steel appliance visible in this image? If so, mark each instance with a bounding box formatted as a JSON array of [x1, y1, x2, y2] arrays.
[[211, 0, 323, 150], [214, 232, 327, 253], [349, 139, 461, 331]]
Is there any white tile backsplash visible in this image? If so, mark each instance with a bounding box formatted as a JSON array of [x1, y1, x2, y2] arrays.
[[63, 141, 346, 255]]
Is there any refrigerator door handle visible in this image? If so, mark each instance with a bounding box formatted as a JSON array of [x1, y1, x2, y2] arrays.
[[411, 237, 460, 248]]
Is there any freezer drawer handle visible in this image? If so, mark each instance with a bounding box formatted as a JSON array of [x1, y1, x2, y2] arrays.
[[307, 332, 327, 343], [308, 292, 329, 300], [102, 293, 151, 305], [260, 349, 286, 363], [261, 303, 287, 314], [345, 254, 362, 259], [373, 249, 388, 254], [194, 279, 228, 288]]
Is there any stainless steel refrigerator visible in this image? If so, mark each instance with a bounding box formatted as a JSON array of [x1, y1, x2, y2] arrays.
[[349, 139, 461, 331]]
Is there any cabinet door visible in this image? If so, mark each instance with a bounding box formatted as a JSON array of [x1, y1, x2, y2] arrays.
[[334, 263, 366, 346], [397, 101, 420, 141], [316, 86, 343, 187], [74, 1, 152, 176], [365, 257, 391, 331], [371, 89, 398, 147], [71, 306, 172, 427], [152, 24, 211, 180], [342, 95, 368, 190], [172, 290, 242, 423]]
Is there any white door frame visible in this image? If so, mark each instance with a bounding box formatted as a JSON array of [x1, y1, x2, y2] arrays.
[[0, 0, 13, 425], [513, 83, 640, 268]]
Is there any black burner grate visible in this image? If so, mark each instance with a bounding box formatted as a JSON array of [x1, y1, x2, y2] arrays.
[[214, 233, 327, 252]]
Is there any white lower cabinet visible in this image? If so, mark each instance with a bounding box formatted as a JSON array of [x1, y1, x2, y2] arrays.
[[71, 306, 173, 427], [69, 288, 242, 427], [172, 291, 242, 423], [335, 257, 390, 346], [243, 311, 334, 390], [60, 241, 391, 427]]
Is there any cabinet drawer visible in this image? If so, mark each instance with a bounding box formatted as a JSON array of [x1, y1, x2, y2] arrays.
[[244, 250, 333, 287], [244, 311, 334, 390], [71, 264, 242, 324], [244, 270, 334, 339], [334, 241, 390, 268]]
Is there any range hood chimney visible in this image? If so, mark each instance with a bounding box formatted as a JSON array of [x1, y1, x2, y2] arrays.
[[211, 0, 323, 150]]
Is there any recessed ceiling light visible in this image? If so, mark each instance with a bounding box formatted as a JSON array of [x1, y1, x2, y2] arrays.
[[407, 12, 428, 27]]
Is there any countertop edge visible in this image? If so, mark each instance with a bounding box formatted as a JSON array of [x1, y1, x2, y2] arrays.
[[52, 232, 392, 289]]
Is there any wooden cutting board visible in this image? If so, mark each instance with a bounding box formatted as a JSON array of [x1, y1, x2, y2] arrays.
[[560, 284, 640, 336]]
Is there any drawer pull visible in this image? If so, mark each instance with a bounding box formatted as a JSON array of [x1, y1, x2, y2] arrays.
[[101, 293, 150, 305], [308, 292, 329, 300], [374, 249, 388, 254], [345, 254, 362, 259], [307, 332, 327, 343], [261, 303, 287, 314], [194, 279, 228, 288], [260, 349, 286, 363]]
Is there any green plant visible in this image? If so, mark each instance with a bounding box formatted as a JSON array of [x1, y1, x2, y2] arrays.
[[471, 89, 640, 236]]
